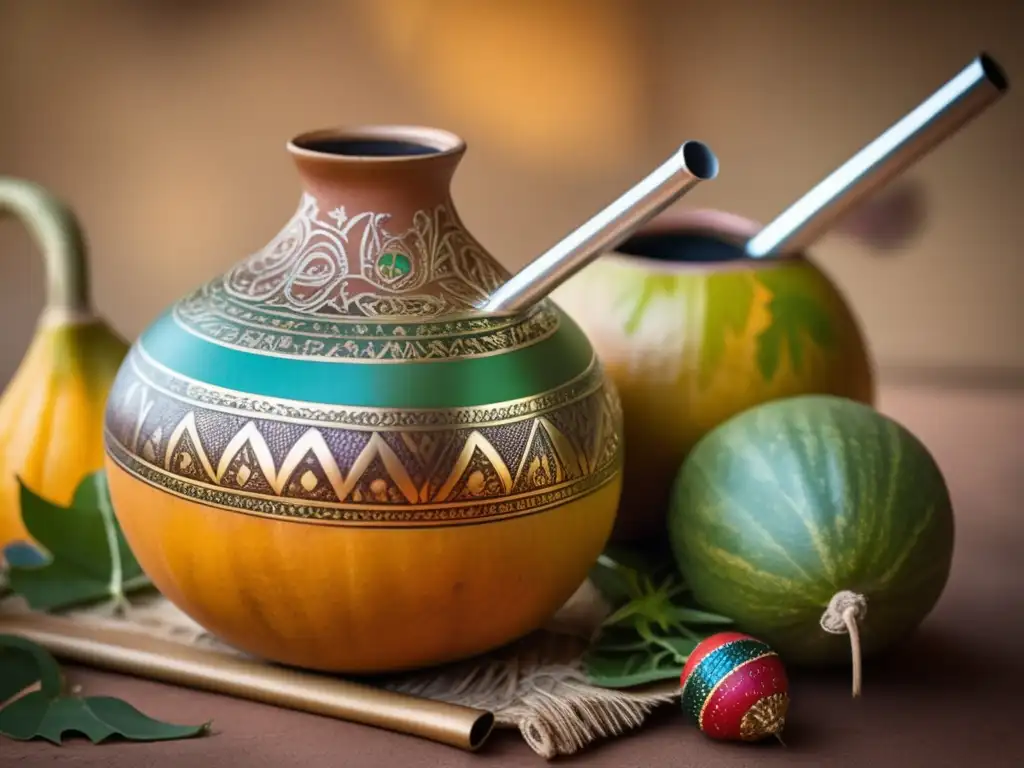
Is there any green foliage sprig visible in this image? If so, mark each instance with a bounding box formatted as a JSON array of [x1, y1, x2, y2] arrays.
[[582, 546, 735, 689], [0, 470, 212, 746], [0, 633, 209, 745], [2, 471, 153, 612]]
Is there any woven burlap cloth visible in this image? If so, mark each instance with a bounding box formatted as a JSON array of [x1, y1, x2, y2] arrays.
[[0, 579, 678, 759]]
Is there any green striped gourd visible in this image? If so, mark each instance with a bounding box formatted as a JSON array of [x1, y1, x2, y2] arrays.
[[667, 394, 955, 696]]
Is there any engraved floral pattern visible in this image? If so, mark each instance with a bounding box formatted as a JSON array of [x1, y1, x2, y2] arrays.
[[223, 193, 509, 318], [171, 194, 559, 361]]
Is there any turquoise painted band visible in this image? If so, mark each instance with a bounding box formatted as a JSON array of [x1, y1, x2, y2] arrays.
[[680, 639, 770, 722], [139, 308, 595, 408]]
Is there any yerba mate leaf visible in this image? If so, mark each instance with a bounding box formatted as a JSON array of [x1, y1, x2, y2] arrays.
[[6, 471, 152, 612], [0, 634, 63, 704], [0, 633, 209, 745], [583, 545, 734, 689], [582, 645, 684, 689], [588, 545, 677, 607], [0, 693, 210, 745]]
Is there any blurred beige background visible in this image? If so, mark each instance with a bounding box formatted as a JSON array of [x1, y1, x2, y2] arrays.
[[1, 0, 1021, 385]]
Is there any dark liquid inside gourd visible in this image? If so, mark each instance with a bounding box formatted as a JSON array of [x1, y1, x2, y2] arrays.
[[616, 232, 746, 263], [295, 138, 441, 157]]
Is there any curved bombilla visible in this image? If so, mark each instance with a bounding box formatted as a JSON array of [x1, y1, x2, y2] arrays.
[[745, 53, 1009, 259], [480, 140, 719, 315]]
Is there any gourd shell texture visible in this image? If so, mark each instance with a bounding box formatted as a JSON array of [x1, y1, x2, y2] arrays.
[[552, 247, 874, 542], [668, 394, 955, 666], [0, 320, 127, 546], [101, 131, 627, 675], [103, 296, 624, 674]]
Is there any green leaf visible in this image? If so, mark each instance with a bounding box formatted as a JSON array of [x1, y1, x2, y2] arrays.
[[587, 557, 634, 605], [0, 693, 210, 745], [582, 544, 736, 689], [699, 274, 755, 386], [754, 270, 835, 381], [589, 545, 677, 605], [0, 634, 209, 745], [586, 630, 652, 653], [664, 606, 736, 625], [7, 471, 152, 612], [582, 647, 684, 689], [0, 634, 63, 703], [657, 636, 700, 659]]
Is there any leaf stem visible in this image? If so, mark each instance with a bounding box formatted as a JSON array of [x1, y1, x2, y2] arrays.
[[110, 593, 133, 618], [668, 621, 702, 641], [96, 489, 124, 602], [635, 618, 689, 663]]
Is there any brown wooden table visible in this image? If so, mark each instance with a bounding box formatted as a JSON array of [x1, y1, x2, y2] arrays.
[[4, 383, 1023, 767]]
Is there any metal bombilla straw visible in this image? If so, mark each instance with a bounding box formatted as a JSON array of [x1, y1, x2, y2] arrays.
[[745, 53, 1009, 259], [480, 141, 719, 314]]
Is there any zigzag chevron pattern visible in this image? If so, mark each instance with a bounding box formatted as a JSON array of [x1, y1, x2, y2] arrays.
[[106, 379, 619, 514], [161, 413, 421, 503], [103, 342, 622, 525], [151, 412, 593, 505]]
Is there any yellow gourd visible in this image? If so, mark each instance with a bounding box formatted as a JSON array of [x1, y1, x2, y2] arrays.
[[0, 178, 129, 548]]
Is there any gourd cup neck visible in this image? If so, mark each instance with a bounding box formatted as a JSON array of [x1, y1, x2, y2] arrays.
[[286, 126, 466, 212]]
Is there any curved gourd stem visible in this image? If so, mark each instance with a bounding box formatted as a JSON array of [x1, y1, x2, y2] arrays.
[[820, 590, 867, 698], [0, 177, 92, 320], [842, 606, 863, 698]]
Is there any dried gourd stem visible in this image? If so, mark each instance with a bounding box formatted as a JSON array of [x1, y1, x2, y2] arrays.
[[0, 177, 93, 320], [819, 590, 868, 699], [842, 605, 863, 698]]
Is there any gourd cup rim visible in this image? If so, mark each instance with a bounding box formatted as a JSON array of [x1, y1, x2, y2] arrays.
[[610, 208, 808, 273], [287, 125, 467, 163]]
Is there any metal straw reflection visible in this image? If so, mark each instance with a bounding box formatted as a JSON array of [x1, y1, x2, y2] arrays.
[[745, 54, 1008, 259]]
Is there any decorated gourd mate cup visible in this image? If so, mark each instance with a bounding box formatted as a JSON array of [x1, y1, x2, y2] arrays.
[[552, 209, 876, 542], [102, 125, 719, 673], [556, 52, 1008, 542]]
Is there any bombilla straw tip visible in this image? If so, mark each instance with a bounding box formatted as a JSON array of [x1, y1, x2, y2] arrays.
[[477, 137, 719, 315], [743, 50, 1009, 260], [679, 140, 720, 181], [977, 52, 1010, 92]]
